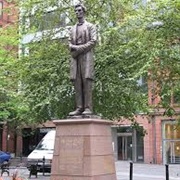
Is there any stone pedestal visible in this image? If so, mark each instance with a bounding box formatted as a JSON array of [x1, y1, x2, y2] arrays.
[[50, 118, 117, 180]]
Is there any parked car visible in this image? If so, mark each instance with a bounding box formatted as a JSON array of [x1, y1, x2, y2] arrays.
[[0, 151, 11, 164], [27, 130, 56, 173]]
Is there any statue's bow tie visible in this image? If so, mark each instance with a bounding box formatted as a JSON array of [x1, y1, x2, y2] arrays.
[[77, 21, 84, 26]]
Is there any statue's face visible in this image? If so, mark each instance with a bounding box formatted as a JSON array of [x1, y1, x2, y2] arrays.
[[75, 6, 84, 19]]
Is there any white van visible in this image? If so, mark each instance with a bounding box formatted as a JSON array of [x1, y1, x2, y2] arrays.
[[27, 130, 56, 172]]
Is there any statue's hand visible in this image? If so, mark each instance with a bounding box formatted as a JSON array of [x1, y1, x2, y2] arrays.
[[69, 44, 74, 51], [69, 44, 78, 51], [71, 51, 79, 58], [70, 44, 84, 52], [69, 44, 78, 58], [69, 44, 85, 58]]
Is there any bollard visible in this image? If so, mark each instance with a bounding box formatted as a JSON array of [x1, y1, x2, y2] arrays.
[[29, 164, 38, 178], [129, 161, 133, 180], [165, 164, 169, 180], [42, 156, 45, 176], [20, 152, 22, 162]]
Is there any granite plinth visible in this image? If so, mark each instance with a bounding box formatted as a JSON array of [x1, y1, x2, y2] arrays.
[[50, 118, 117, 180]]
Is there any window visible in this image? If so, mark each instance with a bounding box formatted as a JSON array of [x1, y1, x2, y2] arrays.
[[162, 121, 180, 164], [160, 79, 180, 106], [164, 121, 180, 139], [173, 91, 180, 104], [137, 76, 148, 93], [30, 10, 66, 31], [0, 2, 3, 19]]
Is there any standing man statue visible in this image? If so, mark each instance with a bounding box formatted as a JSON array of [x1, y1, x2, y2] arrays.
[[68, 3, 97, 116]]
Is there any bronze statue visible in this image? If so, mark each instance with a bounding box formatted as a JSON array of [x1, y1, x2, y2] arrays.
[[68, 3, 97, 116]]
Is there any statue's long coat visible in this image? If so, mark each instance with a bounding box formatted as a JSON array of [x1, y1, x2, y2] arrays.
[[69, 21, 97, 80]]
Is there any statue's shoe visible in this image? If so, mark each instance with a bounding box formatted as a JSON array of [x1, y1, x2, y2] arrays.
[[82, 108, 92, 115], [69, 108, 83, 116]]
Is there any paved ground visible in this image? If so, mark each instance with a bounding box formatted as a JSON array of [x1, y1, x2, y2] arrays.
[[116, 161, 180, 180], [1, 161, 180, 180], [0, 167, 50, 180]]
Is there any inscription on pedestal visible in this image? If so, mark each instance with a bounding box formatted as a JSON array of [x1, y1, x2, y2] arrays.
[[59, 137, 84, 175]]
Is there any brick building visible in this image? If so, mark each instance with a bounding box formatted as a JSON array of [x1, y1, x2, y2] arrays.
[[0, 0, 17, 27], [112, 113, 180, 164], [0, 0, 19, 157], [111, 80, 180, 164]]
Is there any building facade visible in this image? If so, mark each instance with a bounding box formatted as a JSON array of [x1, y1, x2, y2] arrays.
[[111, 113, 180, 165], [0, 0, 19, 157], [111, 78, 180, 164]]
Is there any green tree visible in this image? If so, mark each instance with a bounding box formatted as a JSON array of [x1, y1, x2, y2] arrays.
[[1, 0, 180, 126]]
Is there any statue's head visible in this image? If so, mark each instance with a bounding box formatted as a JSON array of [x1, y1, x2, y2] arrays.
[[74, 3, 86, 19]]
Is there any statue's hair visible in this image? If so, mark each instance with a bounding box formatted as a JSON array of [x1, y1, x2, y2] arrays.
[[74, 3, 87, 13]]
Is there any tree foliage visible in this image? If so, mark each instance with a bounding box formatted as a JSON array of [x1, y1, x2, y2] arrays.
[[0, 3, 22, 126], [1, 0, 180, 126]]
